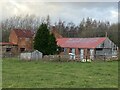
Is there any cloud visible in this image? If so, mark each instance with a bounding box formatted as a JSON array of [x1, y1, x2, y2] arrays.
[[1, 1, 63, 18], [8, 0, 30, 15], [52, 2, 118, 24], [111, 10, 118, 18], [0, 0, 118, 25]]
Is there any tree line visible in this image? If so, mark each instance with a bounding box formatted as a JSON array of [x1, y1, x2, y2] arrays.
[[54, 17, 119, 48], [1, 14, 119, 48]]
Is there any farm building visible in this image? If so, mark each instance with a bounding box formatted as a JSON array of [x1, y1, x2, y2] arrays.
[[57, 37, 118, 60], [20, 50, 43, 60], [6, 27, 118, 60], [0, 42, 18, 57], [9, 29, 34, 52]]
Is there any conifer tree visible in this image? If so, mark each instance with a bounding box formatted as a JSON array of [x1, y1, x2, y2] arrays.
[[48, 33, 58, 55], [34, 23, 58, 55], [34, 23, 49, 55]]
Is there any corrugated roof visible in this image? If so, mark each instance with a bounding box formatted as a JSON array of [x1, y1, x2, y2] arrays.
[[13, 29, 34, 38], [57, 37, 106, 48]]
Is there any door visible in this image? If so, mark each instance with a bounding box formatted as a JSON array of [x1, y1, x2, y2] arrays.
[[71, 48, 75, 59], [71, 48, 75, 54], [90, 49, 94, 60], [87, 49, 90, 59], [80, 49, 84, 60], [20, 48, 25, 52], [64, 48, 67, 54]]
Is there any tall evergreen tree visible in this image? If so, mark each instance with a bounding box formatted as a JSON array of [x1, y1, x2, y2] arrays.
[[34, 23, 58, 55], [34, 23, 49, 55], [48, 33, 58, 55]]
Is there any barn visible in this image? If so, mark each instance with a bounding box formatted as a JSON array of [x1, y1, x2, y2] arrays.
[[57, 37, 118, 60]]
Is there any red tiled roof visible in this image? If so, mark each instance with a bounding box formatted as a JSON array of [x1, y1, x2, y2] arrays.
[[0, 42, 17, 45], [57, 37, 107, 48], [13, 29, 34, 38]]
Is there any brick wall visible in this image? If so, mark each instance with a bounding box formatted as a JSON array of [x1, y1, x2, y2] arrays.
[[18, 37, 33, 51], [9, 30, 18, 44], [9, 30, 33, 52]]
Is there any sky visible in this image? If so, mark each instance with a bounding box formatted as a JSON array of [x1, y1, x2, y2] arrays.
[[0, 0, 119, 25]]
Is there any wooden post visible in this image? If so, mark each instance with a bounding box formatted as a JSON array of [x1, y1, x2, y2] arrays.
[[58, 55, 61, 61]]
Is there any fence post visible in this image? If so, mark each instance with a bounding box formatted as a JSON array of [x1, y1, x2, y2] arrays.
[[59, 55, 61, 61]]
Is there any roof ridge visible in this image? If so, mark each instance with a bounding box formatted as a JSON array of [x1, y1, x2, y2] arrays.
[[13, 29, 34, 38]]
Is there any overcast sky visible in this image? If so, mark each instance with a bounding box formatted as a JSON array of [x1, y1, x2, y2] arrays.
[[0, 0, 119, 25]]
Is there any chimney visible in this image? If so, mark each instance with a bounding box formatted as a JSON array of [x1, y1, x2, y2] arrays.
[[105, 32, 108, 37]]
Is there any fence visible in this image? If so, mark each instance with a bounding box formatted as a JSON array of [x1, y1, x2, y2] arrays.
[[2, 52, 18, 58], [43, 55, 85, 62], [43, 54, 118, 62], [94, 54, 118, 60], [2, 51, 118, 61]]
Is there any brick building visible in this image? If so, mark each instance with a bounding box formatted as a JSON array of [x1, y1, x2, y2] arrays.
[[57, 37, 118, 60], [9, 29, 34, 52]]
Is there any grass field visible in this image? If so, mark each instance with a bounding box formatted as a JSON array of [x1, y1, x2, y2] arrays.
[[2, 58, 118, 88]]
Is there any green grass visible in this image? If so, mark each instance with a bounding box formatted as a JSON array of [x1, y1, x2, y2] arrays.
[[2, 58, 118, 88]]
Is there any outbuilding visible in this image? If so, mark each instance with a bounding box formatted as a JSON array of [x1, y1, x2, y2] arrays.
[[0, 42, 18, 57], [57, 37, 118, 60], [20, 50, 43, 60]]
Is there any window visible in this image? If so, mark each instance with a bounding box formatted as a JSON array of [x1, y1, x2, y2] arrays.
[[6, 48, 11, 52], [26, 38, 29, 41], [64, 48, 67, 53], [71, 48, 75, 54], [20, 48, 25, 52], [113, 45, 117, 50], [96, 48, 103, 51]]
